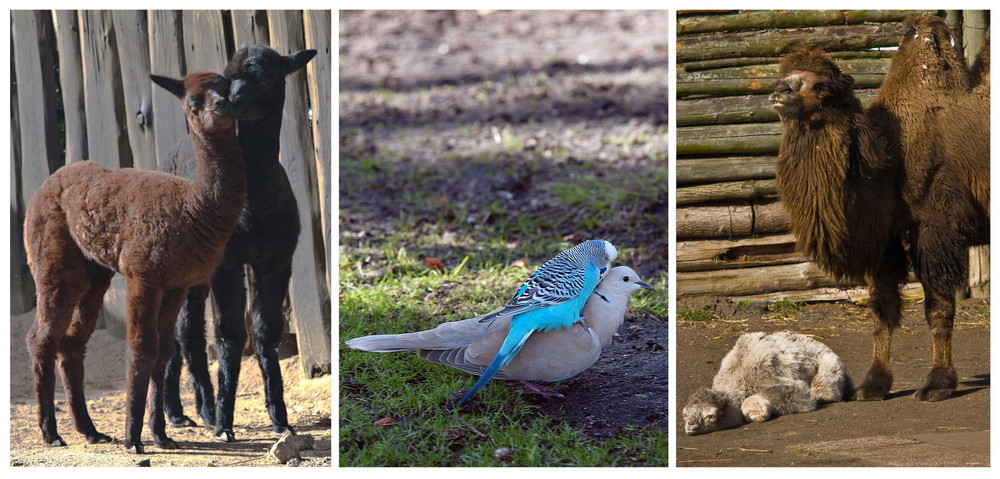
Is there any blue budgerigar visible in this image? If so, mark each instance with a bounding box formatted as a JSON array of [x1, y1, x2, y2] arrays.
[[450, 239, 618, 408]]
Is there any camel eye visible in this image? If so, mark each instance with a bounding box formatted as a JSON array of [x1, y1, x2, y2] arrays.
[[623, 276, 630, 282]]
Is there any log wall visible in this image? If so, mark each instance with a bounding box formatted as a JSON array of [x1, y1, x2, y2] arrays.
[[676, 9, 990, 301], [9, 10, 332, 377]]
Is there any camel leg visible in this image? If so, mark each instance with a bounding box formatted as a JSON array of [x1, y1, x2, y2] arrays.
[[57, 263, 115, 444], [164, 284, 216, 428], [914, 288, 958, 401], [123, 281, 165, 454], [249, 263, 295, 436], [147, 287, 187, 449], [210, 264, 248, 442], [856, 238, 907, 401], [742, 383, 815, 422]]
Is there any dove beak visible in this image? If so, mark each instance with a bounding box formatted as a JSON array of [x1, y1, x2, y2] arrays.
[[637, 279, 654, 290]]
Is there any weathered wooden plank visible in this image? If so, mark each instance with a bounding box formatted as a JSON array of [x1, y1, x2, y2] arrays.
[[79, 10, 132, 168], [678, 10, 933, 35], [969, 245, 990, 298], [681, 50, 896, 72], [677, 122, 781, 156], [230, 10, 270, 48], [12, 10, 61, 197], [182, 10, 229, 73], [10, 52, 36, 315], [963, 10, 988, 64], [268, 10, 331, 377], [676, 200, 790, 239], [304, 10, 332, 272], [677, 157, 777, 184], [677, 179, 777, 206], [52, 10, 89, 164], [726, 282, 925, 304], [112, 11, 157, 170], [677, 233, 801, 272], [676, 24, 901, 62], [148, 10, 189, 166], [677, 58, 890, 98], [677, 261, 846, 297], [677, 89, 879, 127]]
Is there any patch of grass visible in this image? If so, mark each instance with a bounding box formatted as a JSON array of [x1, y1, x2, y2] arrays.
[[677, 308, 716, 322], [732, 299, 753, 307], [769, 300, 805, 316]]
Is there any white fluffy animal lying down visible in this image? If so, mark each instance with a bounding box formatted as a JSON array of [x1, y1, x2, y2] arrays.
[[683, 332, 852, 435]]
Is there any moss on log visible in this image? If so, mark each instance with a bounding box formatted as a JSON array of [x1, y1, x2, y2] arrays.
[[677, 24, 901, 62], [678, 10, 935, 35]]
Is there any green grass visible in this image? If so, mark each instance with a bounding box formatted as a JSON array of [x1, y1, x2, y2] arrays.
[[677, 308, 715, 322], [769, 300, 805, 316]]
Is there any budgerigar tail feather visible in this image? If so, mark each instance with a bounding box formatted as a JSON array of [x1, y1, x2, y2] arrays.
[[450, 323, 536, 408]]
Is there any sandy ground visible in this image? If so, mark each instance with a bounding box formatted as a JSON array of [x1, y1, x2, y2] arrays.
[[675, 298, 990, 467], [9, 310, 332, 467]]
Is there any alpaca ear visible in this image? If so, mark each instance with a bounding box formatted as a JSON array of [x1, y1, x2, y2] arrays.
[[151, 75, 186, 99], [284, 49, 317, 75]]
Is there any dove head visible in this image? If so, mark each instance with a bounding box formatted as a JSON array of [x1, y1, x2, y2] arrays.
[[595, 266, 653, 300]]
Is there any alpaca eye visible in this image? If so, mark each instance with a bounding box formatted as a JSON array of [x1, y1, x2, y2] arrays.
[[623, 276, 630, 282], [187, 99, 201, 109]]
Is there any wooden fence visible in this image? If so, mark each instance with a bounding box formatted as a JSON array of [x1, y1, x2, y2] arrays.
[[676, 10, 990, 302], [9, 10, 332, 377]]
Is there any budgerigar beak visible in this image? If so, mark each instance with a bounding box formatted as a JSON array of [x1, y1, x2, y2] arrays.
[[636, 279, 654, 290]]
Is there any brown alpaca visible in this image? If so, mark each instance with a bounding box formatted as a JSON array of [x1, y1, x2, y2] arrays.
[[771, 14, 989, 404], [23, 72, 246, 453]]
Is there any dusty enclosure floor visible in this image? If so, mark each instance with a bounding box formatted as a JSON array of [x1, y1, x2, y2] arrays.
[[675, 298, 990, 467], [9, 311, 332, 467]]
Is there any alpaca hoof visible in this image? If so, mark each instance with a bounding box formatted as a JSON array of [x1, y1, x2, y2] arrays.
[[214, 429, 236, 442], [155, 438, 179, 450], [914, 387, 954, 402], [125, 442, 145, 454], [274, 425, 296, 437], [86, 432, 113, 444], [44, 436, 67, 447], [169, 415, 198, 428]]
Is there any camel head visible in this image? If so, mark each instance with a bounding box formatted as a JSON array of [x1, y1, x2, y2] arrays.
[[770, 49, 857, 119]]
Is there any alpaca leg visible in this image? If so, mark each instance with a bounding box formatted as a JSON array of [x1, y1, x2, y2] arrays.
[[210, 265, 248, 442], [856, 238, 907, 401], [250, 264, 294, 436], [123, 282, 165, 454], [57, 264, 114, 444], [811, 350, 848, 403], [915, 288, 958, 401], [147, 288, 187, 449], [164, 284, 215, 428]]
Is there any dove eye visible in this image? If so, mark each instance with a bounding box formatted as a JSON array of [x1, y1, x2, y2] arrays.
[[623, 276, 630, 282]]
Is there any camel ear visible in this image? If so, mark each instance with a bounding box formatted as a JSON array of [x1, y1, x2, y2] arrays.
[[151, 74, 186, 99], [830, 72, 856, 94]]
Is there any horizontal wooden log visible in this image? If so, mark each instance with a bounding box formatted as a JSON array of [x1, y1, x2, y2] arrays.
[[677, 24, 900, 62], [678, 10, 933, 35], [680, 50, 896, 72], [677, 123, 781, 156], [677, 233, 801, 272], [726, 282, 925, 304], [677, 179, 777, 206], [677, 261, 846, 297], [678, 58, 890, 98], [676, 200, 790, 239], [677, 156, 777, 184], [678, 89, 878, 127]]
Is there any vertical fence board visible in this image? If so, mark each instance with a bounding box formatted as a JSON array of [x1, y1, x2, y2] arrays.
[[10, 43, 36, 315], [268, 10, 331, 377], [182, 10, 229, 74], [112, 11, 157, 170], [304, 10, 332, 271], [230, 10, 270, 48], [148, 10, 189, 166], [52, 10, 89, 164], [12, 11, 60, 199]]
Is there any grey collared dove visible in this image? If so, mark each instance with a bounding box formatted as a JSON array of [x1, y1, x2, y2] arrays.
[[345, 266, 653, 384]]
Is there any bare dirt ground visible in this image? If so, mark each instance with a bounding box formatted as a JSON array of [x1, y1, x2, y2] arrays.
[[9, 310, 332, 467], [675, 297, 990, 467]]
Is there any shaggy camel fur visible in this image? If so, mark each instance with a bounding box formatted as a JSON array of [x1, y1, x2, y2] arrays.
[[683, 332, 850, 435], [24, 72, 245, 453], [772, 15, 989, 403], [159, 46, 316, 441]]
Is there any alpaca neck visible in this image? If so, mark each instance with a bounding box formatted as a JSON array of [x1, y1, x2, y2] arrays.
[[236, 96, 285, 175], [189, 129, 247, 219]]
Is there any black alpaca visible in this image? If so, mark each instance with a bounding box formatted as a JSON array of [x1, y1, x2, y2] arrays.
[[159, 46, 317, 441]]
